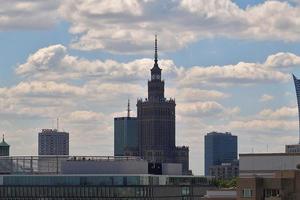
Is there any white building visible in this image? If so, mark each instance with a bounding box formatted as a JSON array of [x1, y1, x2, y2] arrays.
[[38, 129, 69, 155]]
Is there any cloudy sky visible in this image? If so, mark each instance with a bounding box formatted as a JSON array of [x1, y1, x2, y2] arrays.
[[1, 0, 300, 175]]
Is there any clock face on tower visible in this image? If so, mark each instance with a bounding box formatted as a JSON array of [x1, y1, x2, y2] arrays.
[[152, 74, 160, 80]]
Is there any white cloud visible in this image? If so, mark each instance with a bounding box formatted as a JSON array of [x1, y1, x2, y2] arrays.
[[260, 94, 274, 102], [264, 52, 300, 68], [0, 0, 60, 30], [58, 0, 300, 53], [15, 45, 295, 87], [177, 101, 240, 118], [259, 106, 298, 119]]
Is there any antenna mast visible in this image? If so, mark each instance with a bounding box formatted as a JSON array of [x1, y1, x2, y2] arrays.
[[127, 99, 131, 117]]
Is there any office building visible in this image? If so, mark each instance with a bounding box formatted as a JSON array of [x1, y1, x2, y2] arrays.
[[209, 160, 239, 180], [0, 135, 9, 156], [0, 155, 215, 199], [286, 143, 300, 153], [205, 132, 237, 176], [114, 100, 138, 156], [38, 129, 69, 155], [137, 36, 190, 174]]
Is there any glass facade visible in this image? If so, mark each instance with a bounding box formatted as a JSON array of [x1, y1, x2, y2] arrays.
[[293, 74, 300, 144], [0, 174, 213, 199], [114, 117, 138, 156], [204, 132, 237, 176]]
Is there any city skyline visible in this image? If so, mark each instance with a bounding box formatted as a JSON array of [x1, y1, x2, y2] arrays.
[[1, 0, 300, 175]]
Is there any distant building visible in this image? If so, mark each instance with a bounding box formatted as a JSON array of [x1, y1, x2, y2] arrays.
[[114, 101, 138, 156], [38, 129, 69, 155], [205, 132, 237, 176], [0, 135, 9, 156], [136, 36, 190, 174], [209, 160, 239, 180]]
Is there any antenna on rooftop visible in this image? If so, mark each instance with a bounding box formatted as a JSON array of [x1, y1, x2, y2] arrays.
[[57, 118, 59, 131], [127, 99, 131, 117]]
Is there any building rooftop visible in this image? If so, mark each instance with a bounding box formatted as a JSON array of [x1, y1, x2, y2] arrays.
[[0, 135, 9, 147]]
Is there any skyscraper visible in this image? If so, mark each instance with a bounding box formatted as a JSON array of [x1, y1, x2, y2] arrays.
[[293, 74, 300, 144], [38, 129, 69, 155], [204, 132, 237, 176], [137, 36, 189, 174], [285, 74, 300, 153], [114, 100, 138, 156]]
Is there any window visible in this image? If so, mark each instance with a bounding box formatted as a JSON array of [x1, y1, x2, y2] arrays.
[[243, 188, 252, 197]]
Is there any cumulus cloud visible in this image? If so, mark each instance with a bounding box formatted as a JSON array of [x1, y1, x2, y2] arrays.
[[58, 0, 300, 53], [177, 101, 240, 118], [15, 44, 296, 86], [0, 0, 61, 30], [260, 94, 274, 102], [259, 106, 298, 119]]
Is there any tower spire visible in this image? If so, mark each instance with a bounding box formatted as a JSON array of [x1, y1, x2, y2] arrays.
[[154, 35, 158, 64], [127, 99, 131, 117], [2, 134, 4, 142]]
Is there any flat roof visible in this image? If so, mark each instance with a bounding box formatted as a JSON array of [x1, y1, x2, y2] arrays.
[[240, 152, 300, 156]]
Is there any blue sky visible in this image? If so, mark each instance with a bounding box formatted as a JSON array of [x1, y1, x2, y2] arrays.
[[1, 0, 300, 175]]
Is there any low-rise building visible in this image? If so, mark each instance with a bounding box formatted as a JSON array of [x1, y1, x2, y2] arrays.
[[237, 170, 300, 200], [209, 160, 239, 180]]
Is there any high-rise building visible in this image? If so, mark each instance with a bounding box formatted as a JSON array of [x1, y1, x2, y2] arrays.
[[205, 132, 237, 176], [0, 135, 9, 156], [285, 74, 300, 153], [38, 129, 69, 155], [137, 36, 189, 174], [114, 100, 138, 156], [293, 74, 300, 144]]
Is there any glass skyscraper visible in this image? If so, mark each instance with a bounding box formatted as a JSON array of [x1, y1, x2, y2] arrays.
[[114, 117, 138, 156], [204, 132, 237, 176], [293, 74, 300, 144]]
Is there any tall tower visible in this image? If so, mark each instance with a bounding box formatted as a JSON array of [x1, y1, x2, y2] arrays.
[[137, 35, 176, 163], [293, 74, 300, 144]]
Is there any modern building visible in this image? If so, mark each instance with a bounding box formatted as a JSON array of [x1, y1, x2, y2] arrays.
[[293, 74, 300, 144], [0, 135, 9, 156], [209, 160, 239, 180], [237, 170, 300, 200], [284, 74, 300, 153], [0, 155, 215, 199], [205, 132, 237, 176], [38, 129, 69, 155], [137, 36, 190, 174], [114, 100, 138, 156]]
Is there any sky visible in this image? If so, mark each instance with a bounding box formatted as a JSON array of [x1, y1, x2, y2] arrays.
[[1, 0, 300, 175]]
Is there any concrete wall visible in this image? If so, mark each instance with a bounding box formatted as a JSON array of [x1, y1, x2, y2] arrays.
[[162, 163, 182, 175], [240, 154, 300, 173], [61, 160, 148, 174]]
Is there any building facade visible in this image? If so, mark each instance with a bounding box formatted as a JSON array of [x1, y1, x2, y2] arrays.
[[38, 129, 69, 155], [0, 135, 9, 156], [0, 155, 215, 199], [114, 116, 138, 156], [209, 160, 239, 180], [205, 132, 237, 176], [237, 170, 300, 200], [294, 74, 300, 144], [136, 36, 189, 174]]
